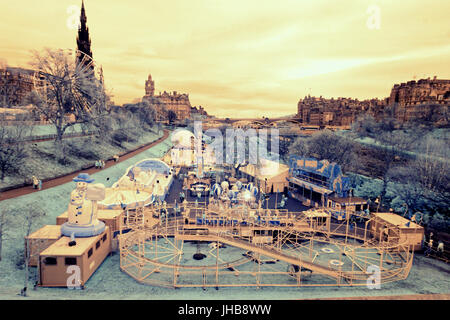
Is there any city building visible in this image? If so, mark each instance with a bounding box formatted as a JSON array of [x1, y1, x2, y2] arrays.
[[297, 95, 387, 127], [143, 74, 192, 121], [297, 77, 450, 126], [0, 67, 35, 107], [389, 77, 450, 122]]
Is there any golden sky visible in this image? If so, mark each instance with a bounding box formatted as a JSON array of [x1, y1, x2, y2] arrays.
[[1, 0, 449, 118]]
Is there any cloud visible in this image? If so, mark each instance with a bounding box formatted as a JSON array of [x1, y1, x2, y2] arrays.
[[0, 0, 449, 117]]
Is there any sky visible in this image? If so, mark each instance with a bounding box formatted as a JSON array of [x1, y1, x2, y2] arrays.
[[0, 0, 449, 118]]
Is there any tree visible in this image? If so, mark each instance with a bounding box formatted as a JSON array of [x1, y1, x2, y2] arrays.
[[386, 165, 424, 215], [289, 130, 359, 172], [0, 122, 31, 180], [279, 138, 291, 161], [82, 67, 115, 140], [0, 204, 13, 261], [371, 131, 413, 207], [27, 48, 106, 160], [21, 206, 45, 297], [394, 136, 450, 220], [352, 114, 399, 140], [83, 99, 113, 141], [414, 135, 450, 194], [123, 100, 156, 129], [168, 110, 177, 124], [351, 114, 379, 139]]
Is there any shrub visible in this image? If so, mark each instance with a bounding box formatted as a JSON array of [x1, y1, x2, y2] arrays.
[[13, 248, 25, 270], [66, 140, 99, 160]]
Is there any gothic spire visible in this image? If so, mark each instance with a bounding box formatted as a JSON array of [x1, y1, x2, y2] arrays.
[[76, 0, 93, 66]]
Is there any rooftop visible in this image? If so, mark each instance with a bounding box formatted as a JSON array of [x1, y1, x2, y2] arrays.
[[374, 212, 423, 229], [58, 209, 122, 220], [329, 197, 367, 204], [26, 225, 61, 240], [40, 227, 109, 256], [238, 159, 289, 180]]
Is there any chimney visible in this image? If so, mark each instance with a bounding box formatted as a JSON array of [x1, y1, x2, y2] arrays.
[[68, 232, 77, 246]]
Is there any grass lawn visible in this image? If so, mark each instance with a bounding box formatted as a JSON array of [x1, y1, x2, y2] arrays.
[[0, 127, 163, 190]]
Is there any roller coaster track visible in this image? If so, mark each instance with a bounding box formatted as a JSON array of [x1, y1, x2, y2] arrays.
[[119, 204, 414, 287], [209, 232, 340, 279]]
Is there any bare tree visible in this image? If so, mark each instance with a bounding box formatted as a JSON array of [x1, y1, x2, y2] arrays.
[[21, 206, 45, 297], [387, 165, 423, 215], [0, 203, 13, 261], [83, 106, 114, 141], [0, 123, 31, 181], [414, 135, 450, 194], [27, 48, 106, 160], [388, 151, 449, 226], [373, 130, 414, 207], [83, 72, 114, 140], [351, 114, 379, 139]]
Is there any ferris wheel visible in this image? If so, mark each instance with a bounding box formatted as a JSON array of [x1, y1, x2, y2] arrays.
[[31, 48, 104, 116]]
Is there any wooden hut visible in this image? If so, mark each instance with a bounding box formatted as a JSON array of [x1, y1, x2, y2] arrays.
[[39, 227, 111, 288], [370, 212, 424, 251], [25, 225, 62, 267]]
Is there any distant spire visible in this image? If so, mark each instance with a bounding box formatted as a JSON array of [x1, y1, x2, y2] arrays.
[[76, 0, 93, 67], [80, 0, 86, 24]]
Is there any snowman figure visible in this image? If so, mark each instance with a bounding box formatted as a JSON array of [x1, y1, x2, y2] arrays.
[[61, 173, 106, 237]]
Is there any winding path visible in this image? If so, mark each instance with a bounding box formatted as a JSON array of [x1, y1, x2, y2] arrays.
[[0, 129, 170, 201]]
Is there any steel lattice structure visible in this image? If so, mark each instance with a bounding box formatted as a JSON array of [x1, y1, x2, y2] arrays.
[[118, 203, 414, 288]]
